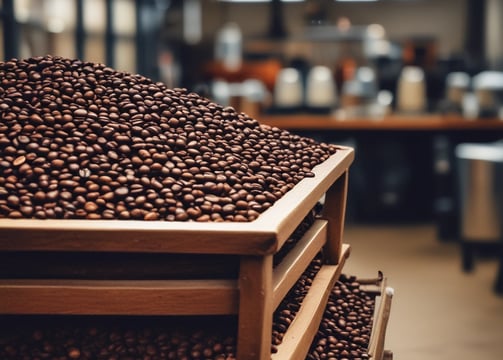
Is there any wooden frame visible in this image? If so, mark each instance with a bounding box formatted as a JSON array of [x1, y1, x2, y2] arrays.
[[0, 147, 355, 360]]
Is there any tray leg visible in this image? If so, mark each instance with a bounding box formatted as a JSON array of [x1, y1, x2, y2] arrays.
[[237, 255, 273, 360], [322, 170, 349, 265]]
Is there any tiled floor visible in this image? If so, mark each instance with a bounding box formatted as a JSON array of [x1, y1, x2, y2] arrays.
[[343, 224, 503, 360]]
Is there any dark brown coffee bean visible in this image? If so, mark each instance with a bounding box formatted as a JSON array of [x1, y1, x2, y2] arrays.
[[114, 187, 129, 197], [13, 155, 26, 166], [84, 202, 99, 212], [20, 205, 34, 216], [144, 212, 159, 221], [74, 108, 87, 117]]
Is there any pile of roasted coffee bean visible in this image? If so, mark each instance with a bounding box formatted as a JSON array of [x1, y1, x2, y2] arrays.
[[0, 56, 338, 221], [307, 274, 375, 360]]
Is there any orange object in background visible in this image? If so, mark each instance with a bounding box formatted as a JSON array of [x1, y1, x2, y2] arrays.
[[203, 58, 282, 92]]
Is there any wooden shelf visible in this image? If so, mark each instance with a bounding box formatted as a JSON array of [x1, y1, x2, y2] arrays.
[[258, 114, 503, 132]]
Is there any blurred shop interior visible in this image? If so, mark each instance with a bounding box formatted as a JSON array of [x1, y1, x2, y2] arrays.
[[1, 0, 503, 240]]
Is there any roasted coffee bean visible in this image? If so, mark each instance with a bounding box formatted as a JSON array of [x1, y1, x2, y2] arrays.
[[0, 56, 338, 221], [12, 155, 25, 166]]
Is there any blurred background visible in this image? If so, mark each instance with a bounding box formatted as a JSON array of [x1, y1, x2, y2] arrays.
[[1, 0, 501, 105], [1, 1, 503, 358], [4, 0, 502, 238], [2, 0, 502, 225]]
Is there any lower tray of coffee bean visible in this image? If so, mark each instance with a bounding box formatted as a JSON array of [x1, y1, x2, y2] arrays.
[[0, 254, 323, 360], [272, 271, 391, 360], [306, 274, 377, 360], [0, 262, 390, 360]]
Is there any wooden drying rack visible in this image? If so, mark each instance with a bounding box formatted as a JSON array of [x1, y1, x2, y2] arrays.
[[0, 147, 360, 360]]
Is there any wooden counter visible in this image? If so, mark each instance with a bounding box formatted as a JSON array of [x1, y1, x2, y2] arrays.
[[257, 113, 503, 224], [259, 114, 503, 132]]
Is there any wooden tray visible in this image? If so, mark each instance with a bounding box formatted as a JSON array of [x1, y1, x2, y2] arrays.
[[0, 147, 353, 256], [0, 146, 355, 360]]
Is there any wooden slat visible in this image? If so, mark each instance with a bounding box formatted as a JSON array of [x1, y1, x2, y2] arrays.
[[369, 277, 388, 349], [271, 244, 351, 360], [0, 279, 238, 315], [0, 148, 353, 255], [0, 221, 276, 255], [368, 287, 394, 360], [272, 220, 327, 310], [237, 255, 273, 360], [321, 170, 348, 264]]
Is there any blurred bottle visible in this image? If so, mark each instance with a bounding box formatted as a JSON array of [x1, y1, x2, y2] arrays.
[[305, 66, 337, 112], [273, 67, 303, 111], [215, 22, 242, 72], [396, 66, 427, 113]]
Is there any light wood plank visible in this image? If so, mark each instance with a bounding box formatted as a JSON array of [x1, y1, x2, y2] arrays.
[[369, 277, 388, 350], [0, 148, 353, 255], [237, 255, 273, 360], [369, 287, 394, 360], [0, 279, 238, 315], [272, 220, 327, 310], [0, 220, 276, 255], [272, 244, 351, 360], [321, 170, 349, 264]]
